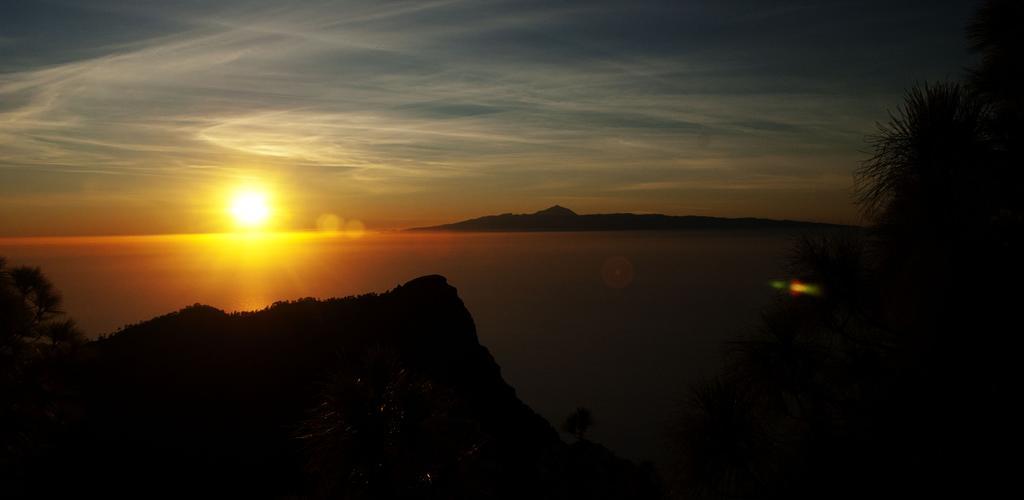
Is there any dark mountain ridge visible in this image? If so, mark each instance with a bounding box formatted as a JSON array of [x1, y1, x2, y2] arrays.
[[410, 205, 848, 232], [45, 276, 660, 498]]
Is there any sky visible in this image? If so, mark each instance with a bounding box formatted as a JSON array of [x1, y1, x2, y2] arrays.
[[0, 0, 978, 236]]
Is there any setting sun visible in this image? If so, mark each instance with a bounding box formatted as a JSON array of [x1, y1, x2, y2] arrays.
[[229, 191, 271, 228], [2, 1, 1014, 495]]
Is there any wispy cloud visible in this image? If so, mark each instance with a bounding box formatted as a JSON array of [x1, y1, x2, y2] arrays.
[[0, 0, 973, 232]]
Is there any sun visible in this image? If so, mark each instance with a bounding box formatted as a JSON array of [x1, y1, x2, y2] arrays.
[[229, 191, 271, 228]]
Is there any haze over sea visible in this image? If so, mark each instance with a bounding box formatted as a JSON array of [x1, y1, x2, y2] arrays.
[[0, 229, 797, 466]]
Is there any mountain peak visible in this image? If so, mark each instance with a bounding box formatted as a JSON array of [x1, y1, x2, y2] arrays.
[[409, 206, 843, 231], [533, 205, 577, 217]]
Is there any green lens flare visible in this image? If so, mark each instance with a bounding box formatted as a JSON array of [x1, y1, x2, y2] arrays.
[[769, 279, 822, 296]]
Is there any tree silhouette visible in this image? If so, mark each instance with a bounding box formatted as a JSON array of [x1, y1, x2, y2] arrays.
[[857, 83, 992, 231], [670, 379, 772, 500], [0, 257, 83, 491], [671, 2, 1024, 498], [968, 0, 1024, 120], [561, 407, 594, 441], [967, 0, 1024, 262]]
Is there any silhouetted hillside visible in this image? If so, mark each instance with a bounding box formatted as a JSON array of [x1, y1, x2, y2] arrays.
[[33, 276, 660, 498], [410, 206, 845, 232]]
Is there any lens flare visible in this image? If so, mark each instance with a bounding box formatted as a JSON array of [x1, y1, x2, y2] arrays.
[[602, 256, 635, 288], [316, 213, 342, 233], [770, 279, 822, 297]]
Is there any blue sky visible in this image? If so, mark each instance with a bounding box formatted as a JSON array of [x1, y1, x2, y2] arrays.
[[0, 0, 977, 235]]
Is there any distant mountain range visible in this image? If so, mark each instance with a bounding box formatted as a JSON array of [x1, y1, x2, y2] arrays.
[[410, 205, 847, 232]]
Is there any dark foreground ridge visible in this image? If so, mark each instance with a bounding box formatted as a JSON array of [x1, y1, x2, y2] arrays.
[[409, 205, 847, 232], [36, 276, 660, 498]]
